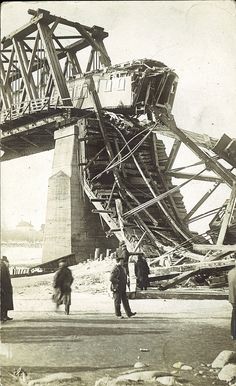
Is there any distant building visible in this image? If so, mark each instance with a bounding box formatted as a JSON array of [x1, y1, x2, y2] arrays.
[[16, 220, 34, 233], [1, 221, 43, 243], [15, 220, 34, 242]]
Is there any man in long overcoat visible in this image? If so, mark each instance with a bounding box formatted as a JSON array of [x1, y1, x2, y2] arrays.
[[52, 260, 74, 315], [228, 261, 236, 339], [0, 256, 14, 322], [135, 254, 150, 290], [110, 256, 136, 319]]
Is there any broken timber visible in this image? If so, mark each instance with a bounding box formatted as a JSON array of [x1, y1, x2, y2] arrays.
[[151, 258, 235, 290]]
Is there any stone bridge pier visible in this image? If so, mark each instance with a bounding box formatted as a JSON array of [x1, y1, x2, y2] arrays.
[[42, 124, 116, 263]]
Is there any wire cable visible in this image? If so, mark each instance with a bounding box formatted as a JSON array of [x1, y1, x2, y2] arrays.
[[91, 119, 157, 181]]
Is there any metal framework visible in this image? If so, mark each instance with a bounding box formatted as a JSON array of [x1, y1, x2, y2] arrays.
[[1, 8, 110, 114]]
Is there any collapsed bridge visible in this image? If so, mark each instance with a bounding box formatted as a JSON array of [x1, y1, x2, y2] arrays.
[[1, 8, 236, 288]]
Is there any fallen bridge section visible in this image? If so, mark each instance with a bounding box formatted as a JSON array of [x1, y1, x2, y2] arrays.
[[148, 258, 234, 291]]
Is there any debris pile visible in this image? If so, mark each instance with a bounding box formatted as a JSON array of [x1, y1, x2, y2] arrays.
[[149, 256, 234, 291]]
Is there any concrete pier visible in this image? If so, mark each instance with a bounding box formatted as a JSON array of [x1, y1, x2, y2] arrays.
[[42, 124, 115, 263]]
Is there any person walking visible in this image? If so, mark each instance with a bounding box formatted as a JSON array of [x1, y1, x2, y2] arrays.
[[0, 256, 14, 322], [52, 260, 74, 315], [135, 254, 150, 290], [110, 256, 136, 319], [228, 261, 236, 339]]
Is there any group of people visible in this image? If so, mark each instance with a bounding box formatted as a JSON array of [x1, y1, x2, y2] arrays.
[[52, 241, 150, 319], [2, 245, 236, 337], [0, 241, 150, 321], [50, 254, 236, 334]]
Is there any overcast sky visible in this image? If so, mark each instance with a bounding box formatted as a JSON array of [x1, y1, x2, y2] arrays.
[[1, 0, 236, 231]]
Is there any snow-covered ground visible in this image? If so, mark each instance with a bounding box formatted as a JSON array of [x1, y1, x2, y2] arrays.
[[12, 258, 114, 298]]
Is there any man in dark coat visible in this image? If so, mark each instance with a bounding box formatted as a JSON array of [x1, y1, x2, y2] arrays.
[[0, 256, 14, 322], [228, 262, 236, 339], [110, 256, 136, 319], [52, 260, 74, 315], [135, 254, 150, 290]]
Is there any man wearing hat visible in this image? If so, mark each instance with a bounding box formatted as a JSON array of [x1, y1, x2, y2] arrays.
[[0, 256, 14, 322], [116, 241, 131, 292], [110, 256, 136, 319], [52, 259, 74, 315]]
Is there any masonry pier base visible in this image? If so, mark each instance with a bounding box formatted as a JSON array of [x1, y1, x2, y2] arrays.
[[42, 124, 117, 264]]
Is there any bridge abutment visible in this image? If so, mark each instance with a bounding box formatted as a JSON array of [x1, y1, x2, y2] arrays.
[[42, 124, 116, 263]]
